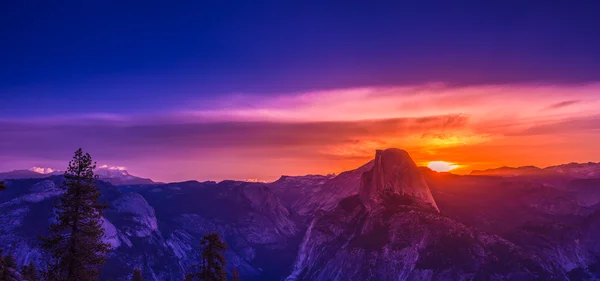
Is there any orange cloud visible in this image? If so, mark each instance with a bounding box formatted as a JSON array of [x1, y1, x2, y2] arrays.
[[3, 83, 600, 182]]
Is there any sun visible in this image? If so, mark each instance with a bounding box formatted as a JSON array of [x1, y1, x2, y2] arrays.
[[427, 161, 460, 172]]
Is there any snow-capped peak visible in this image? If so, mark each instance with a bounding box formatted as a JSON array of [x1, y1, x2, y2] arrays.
[[93, 165, 155, 185], [98, 165, 127, 171], [96, 165, 131, 178], [29, 167, 58, 174]]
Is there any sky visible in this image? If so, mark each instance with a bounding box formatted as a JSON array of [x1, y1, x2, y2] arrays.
[[1, 1, 600, 182]]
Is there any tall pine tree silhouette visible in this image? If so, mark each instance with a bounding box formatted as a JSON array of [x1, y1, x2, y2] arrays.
[[0, 181, 7, 191], [185, 233, 227, 281], [1, 253, 19, 281], [40, 148, 110, 281]]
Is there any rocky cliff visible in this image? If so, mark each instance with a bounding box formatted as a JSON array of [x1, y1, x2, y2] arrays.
[[0, 178, 301, 281], [359, 149, 438, 212], [2, 148, 600, 280], [285, 148, 563, 281]]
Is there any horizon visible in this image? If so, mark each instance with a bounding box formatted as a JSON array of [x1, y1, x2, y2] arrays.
[[3, 150, 599, 183], [2, 1, 600, 182]]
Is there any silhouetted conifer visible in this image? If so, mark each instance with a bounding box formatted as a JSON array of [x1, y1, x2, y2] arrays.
[[21, 262, 39, 281], [40, 148, 110, 281], [132, 268, 143, 281], [185, 233, 227, 281], [0, 181, 6, 191], [1, 253, 18, 281], [2, 254, 15, 270]]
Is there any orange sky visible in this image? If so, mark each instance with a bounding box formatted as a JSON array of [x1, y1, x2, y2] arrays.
[[146, 83, 600, 181], [3, 83, 600, 182]]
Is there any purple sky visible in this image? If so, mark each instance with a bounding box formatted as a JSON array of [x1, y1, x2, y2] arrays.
[[1, 1, 600, 181]]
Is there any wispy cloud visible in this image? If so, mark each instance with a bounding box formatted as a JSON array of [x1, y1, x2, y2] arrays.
[[184, 84, 600, 123], [0, 114, 475, 181], [514, 115, 600, 136], [2, 83, 600, 181], [544, 100, 583, 110]]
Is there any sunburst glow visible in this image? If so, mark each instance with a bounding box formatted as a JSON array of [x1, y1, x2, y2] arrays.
[[427, 161, 460, 172]]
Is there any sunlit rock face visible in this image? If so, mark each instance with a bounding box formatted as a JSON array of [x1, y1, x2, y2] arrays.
[[359, 148, 438, 212], [286, 148, 560, 281]]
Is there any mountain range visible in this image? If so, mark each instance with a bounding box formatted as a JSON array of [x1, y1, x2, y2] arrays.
[[1, 149, 600, 280], [471, 162, 600, 179], [0, 166, 156, 185]]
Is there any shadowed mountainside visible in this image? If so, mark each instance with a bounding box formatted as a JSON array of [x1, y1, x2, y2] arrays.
[[2, 149, 600, 280]]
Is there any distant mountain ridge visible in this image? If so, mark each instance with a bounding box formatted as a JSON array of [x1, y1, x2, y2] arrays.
[[2, 151, 600, 280], [94, 166, 157, 185], [0, 166, 156, 185], [470, 162, 600, 178], [4, 160, 598, 187], [0, 169, 61, 180]]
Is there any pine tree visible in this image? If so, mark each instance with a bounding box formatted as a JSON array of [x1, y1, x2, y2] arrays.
[[3, 253, 16, 270], [1, 253, 18, 281], [40, 148, 110, 281], [185, 233, 228, 281], [21, 262, 39, 281], [0, 181, 7, 191], [231, 267, 240, 281], [131, 269, 143, 281]]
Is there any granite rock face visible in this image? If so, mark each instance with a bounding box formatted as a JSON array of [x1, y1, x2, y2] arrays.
[[271, 161, 373, 217], [359, 148, 438, 212], [285, 149, 573, 281], [286, 195, 559, 281], [0, 178, 301, 281]]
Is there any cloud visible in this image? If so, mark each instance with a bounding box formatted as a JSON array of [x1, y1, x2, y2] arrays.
[[0, 114, 471, 156], [419, 132, 491, 148], [0, 114, 476, 181], [544, 100, 582, 110], [3, 83, 600, 181], [514, 115, 600, 136], [29, 167, 55, 174], [184, 84, 600, 123]]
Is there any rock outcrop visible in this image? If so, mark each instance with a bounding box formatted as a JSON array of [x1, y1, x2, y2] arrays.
[[286, 148, 560, 281], [0, 177, 302, 281], [271, 161, 373, 217], [3, 148, 600, 281], [359, 148, 438, 212]]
